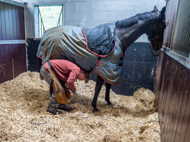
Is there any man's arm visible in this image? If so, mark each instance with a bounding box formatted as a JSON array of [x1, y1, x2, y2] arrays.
[[66, 70, 80, 92]]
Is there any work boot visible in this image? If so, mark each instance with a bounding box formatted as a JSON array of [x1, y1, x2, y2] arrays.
[[47, 104, 62, 115], [58, 104, 73, 112], [46, 93, 62, 115]]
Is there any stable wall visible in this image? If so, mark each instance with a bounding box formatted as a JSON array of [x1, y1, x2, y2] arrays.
[[154, 51, 190, 142], [154, 0, 190, 141], [0, 1, 27, 83]]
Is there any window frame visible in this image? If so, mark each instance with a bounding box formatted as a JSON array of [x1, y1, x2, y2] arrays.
[[34, 3, 64, 38]]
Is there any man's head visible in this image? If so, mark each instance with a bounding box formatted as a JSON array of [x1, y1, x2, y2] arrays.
[[78, 70, 90, 83]]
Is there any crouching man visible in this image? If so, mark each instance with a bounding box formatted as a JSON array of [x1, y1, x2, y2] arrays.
[[40, 59, 90, 115]]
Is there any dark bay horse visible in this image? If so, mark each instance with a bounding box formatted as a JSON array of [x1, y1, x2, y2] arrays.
[[37, 6, 166, 112], [92, 7, 166, 112], [92, 6, 166, 112]]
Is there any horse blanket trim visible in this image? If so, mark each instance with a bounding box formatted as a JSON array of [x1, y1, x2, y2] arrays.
[[82, 28, 116, 57], [36, 50, 42, 59], [92, 59, 121, 85], [92, 42, 124, 85]]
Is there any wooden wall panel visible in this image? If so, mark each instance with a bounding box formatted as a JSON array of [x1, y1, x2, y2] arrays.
[[0, 2, 26, 83], [0, 2, 25, 40], [175, 73, 190, 142], [0, 2, 6, 40], [0, 44, 26, 83], [154, 51, 190, 142], [183, 96, 190, 142]]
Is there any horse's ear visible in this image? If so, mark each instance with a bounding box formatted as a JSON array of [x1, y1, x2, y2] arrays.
[[161, 7, 166, 21], [154, 5, 158, 12]]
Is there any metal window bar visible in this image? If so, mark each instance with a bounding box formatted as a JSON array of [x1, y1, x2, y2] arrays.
[[57, 6, 63, 26], [171, 0, 190, 58], [38, 7, 45, 37]]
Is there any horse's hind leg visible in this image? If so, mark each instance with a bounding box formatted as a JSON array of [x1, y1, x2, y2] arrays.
[[92, 75, 104, 112], [105, 83, 112, 105]]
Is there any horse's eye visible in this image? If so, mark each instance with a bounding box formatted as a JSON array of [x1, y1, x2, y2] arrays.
[[153, 26, 157, 29]]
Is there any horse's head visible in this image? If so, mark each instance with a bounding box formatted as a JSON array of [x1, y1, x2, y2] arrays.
[[147, 6, 166, 51]]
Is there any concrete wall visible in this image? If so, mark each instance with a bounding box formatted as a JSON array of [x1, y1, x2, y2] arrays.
[[16, 0, 166, 41]]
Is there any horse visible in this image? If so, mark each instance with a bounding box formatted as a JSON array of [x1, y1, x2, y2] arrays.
[[37, 6, 166, 112]]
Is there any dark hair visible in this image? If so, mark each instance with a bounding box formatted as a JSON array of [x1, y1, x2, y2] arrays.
[[83, 70, 90, 83]]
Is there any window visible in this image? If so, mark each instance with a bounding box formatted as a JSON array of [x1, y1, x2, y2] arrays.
[[34, 5, 63, 38]]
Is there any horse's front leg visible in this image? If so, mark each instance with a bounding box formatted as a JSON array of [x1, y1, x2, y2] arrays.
[[105, 83, 112, 105], [92, 75, 104, 112]]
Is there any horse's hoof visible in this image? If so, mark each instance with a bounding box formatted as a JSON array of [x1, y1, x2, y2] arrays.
[[108, 103, 112, 106], [106, 101, 112, 105], [92, 108, 99, 113], [105, 99, 112, 105]]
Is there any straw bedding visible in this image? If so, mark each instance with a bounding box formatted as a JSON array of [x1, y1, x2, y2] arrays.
[[0, 71, 160, 142]]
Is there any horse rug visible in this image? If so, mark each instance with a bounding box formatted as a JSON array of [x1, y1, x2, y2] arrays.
[[36, 25, 124, 84]]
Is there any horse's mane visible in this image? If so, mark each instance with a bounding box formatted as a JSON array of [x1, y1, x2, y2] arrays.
[[115, 11, 158, 28]]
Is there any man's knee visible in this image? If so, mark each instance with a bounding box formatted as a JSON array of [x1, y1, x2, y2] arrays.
[[40, 65, 51, 85]]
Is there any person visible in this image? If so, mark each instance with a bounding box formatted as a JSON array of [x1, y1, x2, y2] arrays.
[[40, 59, 90, 115]]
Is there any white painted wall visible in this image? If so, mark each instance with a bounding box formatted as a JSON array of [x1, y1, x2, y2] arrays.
[[17, 0, 166, 41]]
